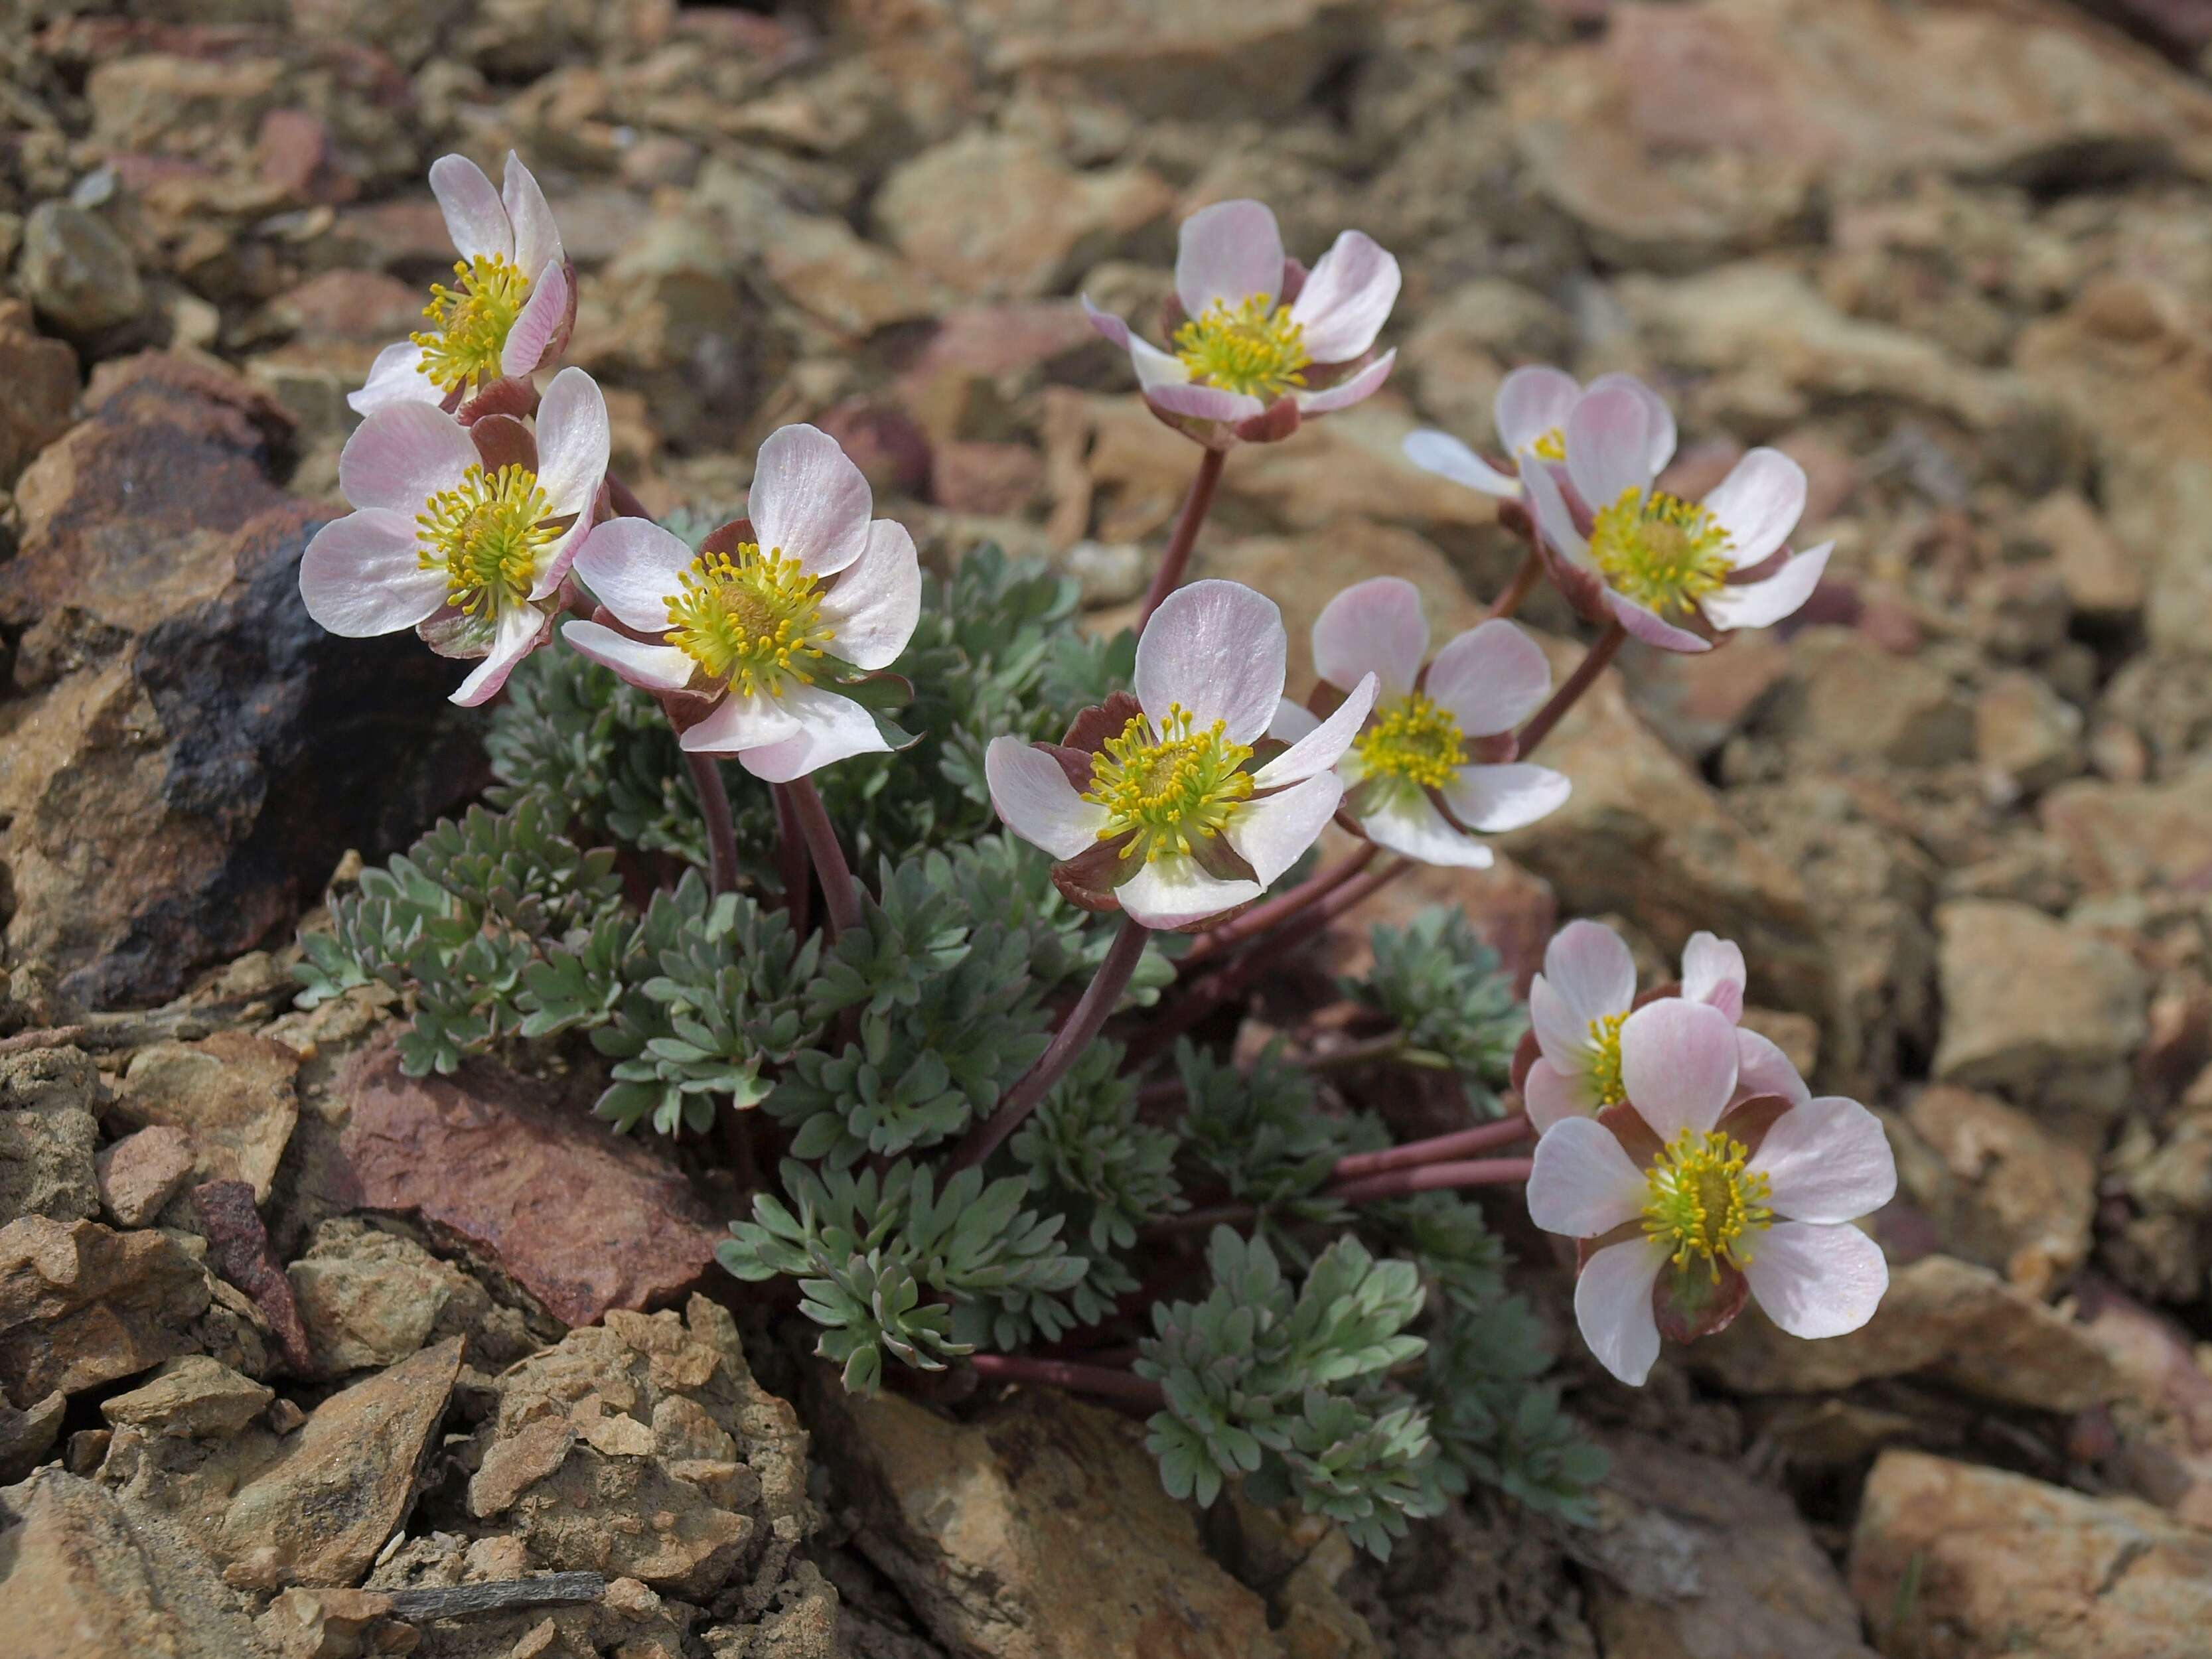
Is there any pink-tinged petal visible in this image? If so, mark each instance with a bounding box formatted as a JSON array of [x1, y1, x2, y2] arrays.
[[1520, 453, 1589, 562], [1136, 579, 1286, 747], [817, 519, 921, 671], [428, 153, 512, 262], [1440, 762, 1570, 833], [1268, 697, 1321, 743], [1146, 381, 1266, 423], [1733, 1029, 1811, 1107], [501, 152, 563, 281], [1608, 590, 1712, 653], [1584, 372, 1677, 477], [1680, 932, 1745, 1019], [1293, 350, 1393, 414], [1743, 1222, 1887, 1340], [573, 516, 690, 631], [532, 367, 609, 520], [1575, 1239, 1670, 1386], [1701, 543, 1832, 634], [451, 605, 546, 707], [1083, 296, 1195, 393], [1619, 999, 1739, 1141], [500, 259, 569, 377], [1116, 858, 1263, 931], [529, 510, 591, 603], [1528, 1116, 1647, 1237], [346, 341, 438, 415], [1749, 1097, 1897, 1224], [678, 687, 804, 755], [986, 737, 1110, 860], [561, 618, 694, 693], [1524, 1058, 1596, 1133], [1288, 230, 1400, 363], [299, 510, 447, 636], [1494, 364, 1582, 456], [338, 400, 475, 514], [1424, 618, 1551, 736], [1254, 673, 1376, 788], [750, 423, 873, 577], [1313, 577, 1426, 698], [735, 684, 890, 782], [1702, 447, 1805, 569], [1175, 199, 1286, 317], [1403, 429, 1520, 497], [1565, 382, 1663, 512], [1081, 293, 1136, 352], [1226, 772, 1342, 885], [1360, 789, 1494, 867], [1529, 975, 1596, 1067], [1543, 920, 1637, 1027]]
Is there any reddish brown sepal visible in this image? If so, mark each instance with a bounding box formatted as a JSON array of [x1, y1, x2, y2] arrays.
[[455, 376, 540, 427], [469, 412, 537, 475], [1653, 1258, 1750, 1343], [700, 518, 759, 559], [1234, 399, 1301, 445], [1063, 690, 1145, 754]]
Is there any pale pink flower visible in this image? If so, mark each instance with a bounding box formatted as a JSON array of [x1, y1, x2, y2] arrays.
[[1526, 998, 1895, 1386], [563, 424, 921, 782], [300, 366, 609, 706], [1520, 920, 1808, 1133], [349, 152, 575, 416], [1516, 381, 1833, 653], [1082, 200, 1400, 449], [1402, 366, 1673, 504], [986, 580, 1378, 930], [1270, 577, 1569, 868]]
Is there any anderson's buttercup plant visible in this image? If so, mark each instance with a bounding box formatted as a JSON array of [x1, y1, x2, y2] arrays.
[[296, 158, 1897, 1555]]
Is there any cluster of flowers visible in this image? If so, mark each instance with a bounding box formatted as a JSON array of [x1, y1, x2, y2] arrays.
[[300, 154, 1893, 1388]]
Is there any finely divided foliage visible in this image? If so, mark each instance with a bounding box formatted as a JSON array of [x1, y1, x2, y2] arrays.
[[299, 157, 1896, 1556]]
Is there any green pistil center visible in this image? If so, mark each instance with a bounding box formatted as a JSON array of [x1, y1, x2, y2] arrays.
[[416, 463, 557, 616], [662, 543, 832, 697], [411, 253, 530, 394], [1587, 486, 1733, 616], [1641, 1128, 1773, 1277], [1083, 703, 1254, 864], [1172, 295, 1311, 400]]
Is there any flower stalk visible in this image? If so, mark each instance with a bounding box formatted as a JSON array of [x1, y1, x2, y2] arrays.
[[1329, 1115, 1532, 1181], [1516, 620, 1625, 760], [786, 775, 859, 939], [772, 784, 813, 934], [967, 1352, 1165, 1407], [1179, 843, 1378, 970], [1324, 1155, 1533, 1205], [1137, 447, 1226, 626], [684, 749, 740, 897]]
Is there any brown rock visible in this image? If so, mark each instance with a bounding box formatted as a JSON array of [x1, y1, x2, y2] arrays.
[[2041, 770, 2212, 897], [1852, 1450, 2212, 1657], [0, 1217, 209, 1405], [0, 301, 77, 488], [1752, 626, 1972, 768], [255, 1587, 409, 1659], [263, 270, 424, 345], [115, 1031, 300, 1204], [216, 1338, 460, 1590], [817, 1384, 1280, 1659], [1694, 1253, 2123, 1412], [102, 1354, 273, 1440], [1897, 1086, 2095, 1295], [0, 1092, 98, 1228], [335, 1038, 724, 1329], [2015, 490, 2145, 623], [287, 1218, 500, 1373], [1974, 669, 2083, 794], [0, 1392, 64, 1484], [194, 1181, 315, 1377], [94, 1125, 196, 1228]]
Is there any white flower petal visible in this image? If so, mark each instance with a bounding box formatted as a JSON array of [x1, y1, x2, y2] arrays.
[[678, 687, 804, 755], [1403, 428, 1521, 498], [1584, 371, 1677, 478], [1680, 932, 1745, 1019], [1565, 381, 1663, 512], [1749, 1097, 1896, 1224], [1529, 1116, 1650, 1238], [1619, 999, 1739, 1142], [1542, 921, 1637, 1026], [573, 516, 691, 632], [1608, 590, 1712, 654], [1294, 350, 1394, 413], [1701, 543, 1832, 634], [299, 510, 447, 636], [1225, 772, 1343, 886], [734, 684, 890, 782], [1529, 975, 1597, 1067], [428, 153, 512, 263], [986, 737, 1110, 861], [749, 423, 873, 578], [1520, 452, 1589, 562], [561, 618, 694, 692], [1733, 1029, 1811, 1106], [1081, 294, 1138, 354], [1743, 1222, 1888, 1340], [818, 519, 921, 670], [338, 400, 475, 514], [532, 367, 609, 520], [1313, 576, 1427, 698], [1288, 230, 1400, 363], [1357, 789, 1493, 868], [1439, 762, 1570, 833], [1136, 579, 1287, 747], [1494, 364, 1582, 456], [1702, 447, 1806, 569], [1254, 673, 1377, 788], [501, 152, 563, 282], [1424, 618, 1552, 737], [1175, 199, 1286, 318], [1524, 1058, 1595, 1133], [1575, 1239, 1670, 1386], [346, 340, 438, 415], [1268, 697, 1321, 743], [500, 259, 569, 378], [451, 605, 545, 707], [1116, 857, 1263, 931]]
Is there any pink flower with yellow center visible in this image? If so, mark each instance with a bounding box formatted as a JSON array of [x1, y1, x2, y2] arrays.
[[1403, 365, 1674, 505]]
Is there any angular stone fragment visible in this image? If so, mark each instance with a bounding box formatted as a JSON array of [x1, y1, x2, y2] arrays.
[[94, 1125, 196, 1228], [102, 1355, 273, 1441], [0, 1217, 209, 1404], [115, 1031, 300, 1205]]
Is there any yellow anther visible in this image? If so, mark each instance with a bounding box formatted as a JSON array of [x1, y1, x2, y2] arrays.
[[1351, 691, 1465, 793], [1528, 427, 1566, 462], [416, 463, 557, 616], [662, 542, 833, 698], [1082, 703, 1254, 865], [1585, 1010, 1629, 1109], [1172, 295, 1311, 401], [1641, 1128, 1773, 1278], [411, 254, 532, 394], [1587, 486, 1734, 618]]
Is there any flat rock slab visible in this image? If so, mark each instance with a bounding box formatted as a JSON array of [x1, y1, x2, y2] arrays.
[[334, 1036, 725, 1329]]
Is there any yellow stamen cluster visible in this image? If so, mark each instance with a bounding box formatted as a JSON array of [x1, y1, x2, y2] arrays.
[[411, 253, 531, 393], [1641, 1128, 1773, 1277], [1528, 427, 1567, 462], [1083, 703, 1254, 865], [1587, 486, 1733, 618], [1173, 295, 1311, 400], [1584, 1010, 1629, 1108], [416, 463, 557, 616], [1352, 692, 1466, 792], [662, 543, 832, 698]]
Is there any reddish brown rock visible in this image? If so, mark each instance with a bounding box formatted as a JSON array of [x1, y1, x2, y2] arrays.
[[335, 1038, 725, 1329], [193, 1181, 315, 1378], [0, 300, 78, 488], [94, 1126, 196, 1228], [0, 1217, 210, 1405]]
